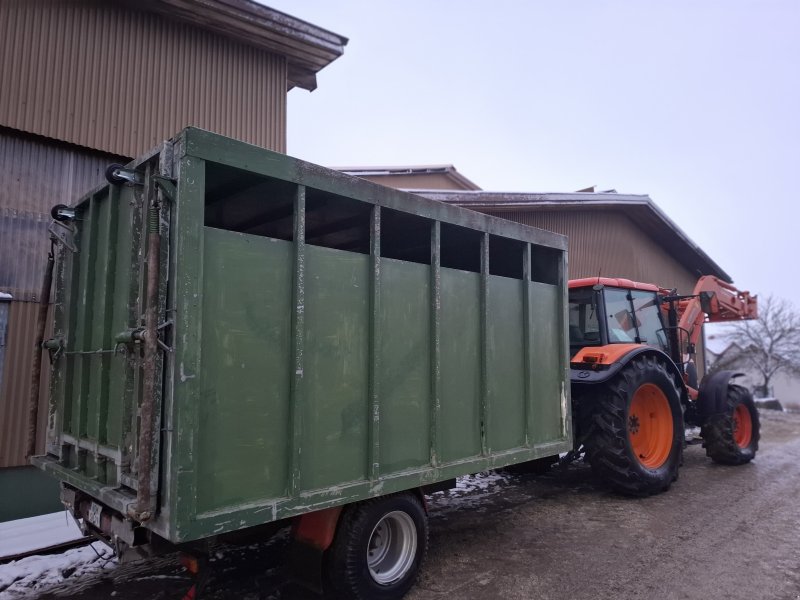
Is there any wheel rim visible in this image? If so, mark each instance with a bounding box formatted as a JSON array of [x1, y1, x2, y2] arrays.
[[733, 403, 753, 449], [367, 511, 417, 585], [628, 383, 674, 469]]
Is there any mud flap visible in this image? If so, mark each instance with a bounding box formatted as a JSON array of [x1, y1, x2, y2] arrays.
[[696, 370, 744, 424], [288, 506, 343, 593], [288, 540, 327, 593]]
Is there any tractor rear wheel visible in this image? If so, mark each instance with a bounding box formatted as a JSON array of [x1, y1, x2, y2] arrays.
[[701, 384, 760, 465], [583, 355, 684, 496]]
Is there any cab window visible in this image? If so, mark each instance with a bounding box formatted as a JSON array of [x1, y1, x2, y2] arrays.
[[604, 289, 637, 342], [604, 288, 668, 351], [568, 288, 601, 347], [630, 290, 668, 351]]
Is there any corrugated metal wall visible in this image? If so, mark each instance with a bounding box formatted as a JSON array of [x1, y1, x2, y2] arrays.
[[0, 0, 291, 469], [0, 129, 116, 301], [0, 130, 116, 466], [486, 209, 699, 294], [0, 0, 287, 158], [0, 302, 50, 468], [482, 208, 706, 372]]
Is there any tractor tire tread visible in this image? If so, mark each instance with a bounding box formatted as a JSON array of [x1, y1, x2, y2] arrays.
[[583, 355, 683, 497], [701, 384, 760, 465]]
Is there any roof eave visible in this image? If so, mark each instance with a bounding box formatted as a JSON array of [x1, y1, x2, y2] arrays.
[[130, 0, 348, 91], [414, 190, 733, 283]]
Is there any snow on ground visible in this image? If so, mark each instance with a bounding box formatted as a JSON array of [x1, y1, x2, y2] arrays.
[[0, 512, 84, 560], [427, 471, 511, 512], [0, 472, 509, 598], [0, 541, 115, 597]]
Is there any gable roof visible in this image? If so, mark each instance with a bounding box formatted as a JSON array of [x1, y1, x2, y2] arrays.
[[337, 165, 482, 191], [413, 190, 732, 282], [132, 0, 348, 90]]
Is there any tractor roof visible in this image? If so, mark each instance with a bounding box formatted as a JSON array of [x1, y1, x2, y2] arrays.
[[568, 277, 661, 292]]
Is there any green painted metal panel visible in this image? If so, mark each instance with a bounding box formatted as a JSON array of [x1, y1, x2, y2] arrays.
[[486, 275, 526, 452], [529, 282, 566, 443], [169, 155, 207, 541], [300, 244, 370, 490], [35, 128, 571, 545], [439, 268, 482, 463], [105, 186, 136, 451], [196, 228, 293, 514], [53, 180, 147, 485], [378, 258, 431, 474]]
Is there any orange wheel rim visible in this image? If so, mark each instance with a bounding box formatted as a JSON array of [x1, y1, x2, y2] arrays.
[[733, 404, 753, 448], [628, 384, 673, 469]]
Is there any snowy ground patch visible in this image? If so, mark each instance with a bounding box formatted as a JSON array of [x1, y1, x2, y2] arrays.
[[0, 512, 84, 560], [0, 542, 116, 597], [427, 471, 512, 513]]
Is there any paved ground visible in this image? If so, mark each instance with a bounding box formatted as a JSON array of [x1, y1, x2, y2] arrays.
[[7, 409, 800, 600]]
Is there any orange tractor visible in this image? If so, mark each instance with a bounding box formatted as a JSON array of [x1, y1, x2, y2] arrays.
[[567, 275, 758, 495]]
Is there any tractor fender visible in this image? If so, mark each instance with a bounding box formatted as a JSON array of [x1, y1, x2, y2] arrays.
[[571, 346, 685, 395], [696, 370, 744, 420]]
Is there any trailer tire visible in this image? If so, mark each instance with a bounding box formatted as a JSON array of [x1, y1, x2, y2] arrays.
[[583, 355, 683, 496], [325, 493, 428, 600], [105, 163, 126, 185], [701, 384, 759, 465]]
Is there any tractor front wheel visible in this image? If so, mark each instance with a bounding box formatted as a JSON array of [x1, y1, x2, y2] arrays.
[[583, 355, 684, 496], [702, 384, 760, 465]]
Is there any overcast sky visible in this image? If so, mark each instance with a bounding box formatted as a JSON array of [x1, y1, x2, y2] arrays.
[[263, 1, 799, 304]]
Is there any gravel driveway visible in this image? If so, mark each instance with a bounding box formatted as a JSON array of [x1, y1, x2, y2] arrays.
[[8, 409, 800, 600]]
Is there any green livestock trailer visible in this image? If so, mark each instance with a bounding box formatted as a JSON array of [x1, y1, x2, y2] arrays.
[[32, 127, 571, 598]]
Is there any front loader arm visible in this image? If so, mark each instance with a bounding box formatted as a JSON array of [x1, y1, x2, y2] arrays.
[[674, 275, 758, 348]]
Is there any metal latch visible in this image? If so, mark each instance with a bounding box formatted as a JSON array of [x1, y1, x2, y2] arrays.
[[115, 321, 173, 353], [43, 337, 65, 363]]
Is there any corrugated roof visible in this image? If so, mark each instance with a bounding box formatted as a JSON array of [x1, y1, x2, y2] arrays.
[[413, 190, 732, 283]]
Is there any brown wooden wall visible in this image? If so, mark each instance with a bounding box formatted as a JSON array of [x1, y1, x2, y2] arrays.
[[0, 0, 287, 158]]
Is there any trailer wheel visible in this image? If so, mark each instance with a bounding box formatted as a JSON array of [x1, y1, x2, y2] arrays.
[[105, 163, 126, 185], [701, 384, 760, 465], [325, 493, 428, 600], [583, 355, 683, 496]]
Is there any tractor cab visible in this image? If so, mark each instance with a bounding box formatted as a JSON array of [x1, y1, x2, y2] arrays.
[[568, 278, 670, 359]]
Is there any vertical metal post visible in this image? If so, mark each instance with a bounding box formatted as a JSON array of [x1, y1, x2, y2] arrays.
[[522, 243, 532, 447], [429, 221, 441, 467], [26, 241, 55, 459], [289, 185, 306, 496], [368, 205, 381, 482], [135, 173, 161, 520], [559, 251, 572, 440], [480, 232, 490, 456]]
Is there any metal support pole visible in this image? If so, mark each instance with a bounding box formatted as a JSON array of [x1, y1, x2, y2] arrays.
[[26, 241, 55, 459]]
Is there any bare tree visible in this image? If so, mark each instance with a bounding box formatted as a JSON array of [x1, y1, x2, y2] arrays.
[[717, 295, 800, 396]]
